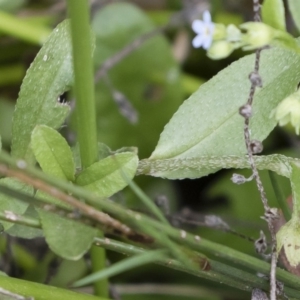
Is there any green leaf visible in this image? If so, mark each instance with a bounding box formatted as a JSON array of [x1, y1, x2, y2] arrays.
[[38, 209, 97, 260], [262, 0, 286, 31], [0, 178, 32, 230], [91, 3, 183, 159], [31, 125, 75, 182], [276, 217, 300, 267], [138, 154, 299, 179], [269, 171, 291, 221], [73, 249, 167, 287], [288, 0, 300, 33], [11, 20, 73, 163], [288, 162, 300, 217], [6, 205, 43, 239], [76, 152, 138, 198], [148, 47, 300, 178], [276, 162, 300, 267]]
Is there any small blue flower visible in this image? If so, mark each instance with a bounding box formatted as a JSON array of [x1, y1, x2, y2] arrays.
[[192, 11, 214, 50]]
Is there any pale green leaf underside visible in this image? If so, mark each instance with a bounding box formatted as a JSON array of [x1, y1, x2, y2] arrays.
[[149, 46, 300, 179], [276, 163, 300, 267], [262, 0, 286, 31], [38, 209, 97, 260], [76, 152, 138, 198], [288, 0, 300, 33], [31, 125, 75, 181], [138, 154, 300, 179], [0, 178, 33, 230], [11, 20, 73, 162]]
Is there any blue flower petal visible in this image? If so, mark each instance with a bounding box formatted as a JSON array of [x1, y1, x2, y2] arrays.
[[192, 35, 205, 48], [192, 20, 205, 34], [203, 10, 212, 23]]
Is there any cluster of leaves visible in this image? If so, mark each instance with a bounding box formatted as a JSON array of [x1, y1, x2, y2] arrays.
[[1, 1, 300, 300]]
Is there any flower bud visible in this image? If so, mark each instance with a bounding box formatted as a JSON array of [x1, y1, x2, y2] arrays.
[[226, 24, 241, 42], [213, 24, 227, 40], [271, 90, 300, 135], [249, 71, 262, 87], [231, 173, 247, 184], [239, 104, 252, 118], [207, 40, 234, 60], [250, 140, 263, 154], [240, 22, 276, 50]]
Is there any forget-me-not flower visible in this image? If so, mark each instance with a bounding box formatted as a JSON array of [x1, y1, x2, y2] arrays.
[[192, 11, 214, 50]]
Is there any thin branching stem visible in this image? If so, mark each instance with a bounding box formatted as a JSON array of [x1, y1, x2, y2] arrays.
[[239, 1, 278, 298]]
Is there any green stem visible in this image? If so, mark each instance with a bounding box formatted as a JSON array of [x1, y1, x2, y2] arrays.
[[94, 237, 300, 298], [1, 151, 300, 291], [125, 177, 169, 225], [269, 171, 291, 221], [0, 275, 108, 300], [1, 177, 300, 298], [0, 10, 50, 45], [0, 211, 40, 228], [290, 163, 300, 217], [73, 249, 168, 287], [67, 0, 107, 297], [67, 0, 98, 169]]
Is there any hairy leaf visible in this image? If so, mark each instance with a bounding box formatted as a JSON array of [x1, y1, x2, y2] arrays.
[[138, 155, 300, 179], [11, 20, 72, 163], [76, 152, 138, 198], [148, 46, 300, 178], [31, 125, 75, 182], [38, 210, 97, 260]]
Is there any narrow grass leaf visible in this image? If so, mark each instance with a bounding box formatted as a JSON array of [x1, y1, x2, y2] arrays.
[[73, 249, 167, 287], [123, 174, 169, 225]]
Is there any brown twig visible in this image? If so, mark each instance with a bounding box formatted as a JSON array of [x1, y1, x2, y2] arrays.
[[0, 164, 132, 236], [238, 1, 278, 299]]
